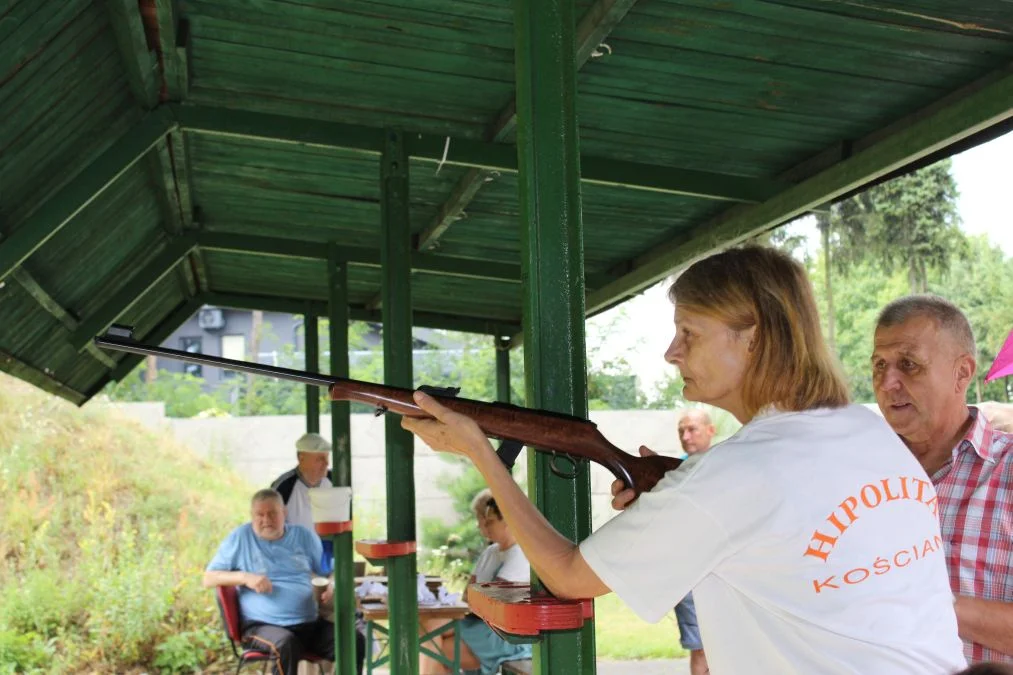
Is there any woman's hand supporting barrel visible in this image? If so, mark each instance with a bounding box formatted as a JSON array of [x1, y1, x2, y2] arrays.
[[403, 391, 611, 601]]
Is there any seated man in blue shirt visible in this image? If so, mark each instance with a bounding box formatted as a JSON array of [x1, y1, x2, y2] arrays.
[[203, 488, 364, 675]]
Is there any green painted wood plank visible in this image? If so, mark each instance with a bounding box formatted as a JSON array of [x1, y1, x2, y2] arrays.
[[586, 68, 1013, 313], [0, 0, 93, 78], [0, 108, 176, 283], [69, 233, 197, 350], [192, 17, 515, 83], [99, 0, 158, 107], [419, 0, 640, 250], [183, 0, 515, 50]]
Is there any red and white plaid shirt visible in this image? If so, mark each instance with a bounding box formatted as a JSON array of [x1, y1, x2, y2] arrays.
[[932, 406, 1013, 664]]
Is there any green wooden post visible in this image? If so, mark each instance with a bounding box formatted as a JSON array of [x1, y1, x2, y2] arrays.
[[381, 129, 419, 675], [514, 0, 596, 672], [305, 313, 320, 433], [329, 249, 357, 675], [496, 337, 511, 404]]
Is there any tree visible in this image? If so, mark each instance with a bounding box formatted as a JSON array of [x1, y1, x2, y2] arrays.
[[831, 160, 965, 294]]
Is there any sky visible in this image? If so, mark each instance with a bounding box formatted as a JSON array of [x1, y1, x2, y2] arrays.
[[590, 129, 1013, 394]]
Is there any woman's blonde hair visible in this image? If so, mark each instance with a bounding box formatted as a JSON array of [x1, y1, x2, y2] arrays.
[[670, 245, 848, 419]]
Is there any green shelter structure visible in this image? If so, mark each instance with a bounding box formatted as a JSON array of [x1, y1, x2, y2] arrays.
[[2, 1, 1012, 673]]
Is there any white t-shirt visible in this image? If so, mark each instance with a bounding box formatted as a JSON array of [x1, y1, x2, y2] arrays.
[[473, 542, 529, 583], [580, 405, 965, 675], [286, 475, 332, 531]]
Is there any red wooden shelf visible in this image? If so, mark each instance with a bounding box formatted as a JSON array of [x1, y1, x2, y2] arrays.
[[355, 539, 417, 559], [467, 582, 594, 636], [315, 520, 353, 536]]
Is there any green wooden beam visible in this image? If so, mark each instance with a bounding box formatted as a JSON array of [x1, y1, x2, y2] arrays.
[[196, 232, 522, 283], [10, 269, 117, 369], [585, 67, 1013, 315], [515, 0, 596, 671], [380, 129, 419, 675], [202, 291, 519, 335], [100, 0, 158, 108], [174, 104, 786, 203], [70, 234, 198, 351], [153, 0, 186, 101], [109, 294, 205, 381], [417, 0, 640, 250], [328, 249, 358, 675], [0, 348, 86, 405], [305, 312, 320, 433], [0, 109, 176, 284]]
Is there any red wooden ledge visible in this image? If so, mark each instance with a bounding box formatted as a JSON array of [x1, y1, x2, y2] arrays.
[[355, 539, 417, 559], [315, 520, 353, 536], [467, 582, 593, 636]]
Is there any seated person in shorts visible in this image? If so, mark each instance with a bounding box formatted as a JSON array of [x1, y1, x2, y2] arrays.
[[419, 490, 532, 675]]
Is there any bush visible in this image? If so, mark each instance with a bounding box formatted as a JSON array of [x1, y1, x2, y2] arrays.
[[0, 374, 249, 672]]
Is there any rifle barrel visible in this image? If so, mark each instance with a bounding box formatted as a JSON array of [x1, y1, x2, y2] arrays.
[[95, 336, 337, 388]]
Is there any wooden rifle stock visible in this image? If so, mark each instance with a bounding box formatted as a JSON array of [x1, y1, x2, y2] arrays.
[[95, 330, 682, 494]]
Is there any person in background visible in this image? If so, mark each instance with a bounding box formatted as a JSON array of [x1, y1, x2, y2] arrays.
[[419, 489, 532, 675], [872, 295, 1013, 664], [204, 489, 365, 675], [271, 433, 334, 571], [673, 409, 717, 675]]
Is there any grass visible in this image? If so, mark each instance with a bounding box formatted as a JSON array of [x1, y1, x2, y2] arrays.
[[594, 594, 686, 660], [0, 375, 254, 673]]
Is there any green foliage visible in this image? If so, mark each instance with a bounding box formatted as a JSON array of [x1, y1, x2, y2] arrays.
[[830, 160, 965, 294], [0, 629, 54, 674], [0, 374, 252, 673], [419, 461, 489, 574], [152, 626, 221, 674], [931, 235, 1013, 402], [106, 368, 229, 417]]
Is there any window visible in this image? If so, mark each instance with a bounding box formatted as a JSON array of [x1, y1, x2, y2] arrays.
[[179, 337, 202, 377], [220, 335, 246, 379]]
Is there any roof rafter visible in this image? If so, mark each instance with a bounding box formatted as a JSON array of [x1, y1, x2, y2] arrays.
[[585, 67, 1013, 314], [202, 292, 520, 336], [69, 234, 198, 351], [0, 347, 87, 405], [10, 269, 117, 369], [174, 105, 788, 205], [0, 109, 177, 283], [196, 232, 522, 284], [418, 0, 640, 251]]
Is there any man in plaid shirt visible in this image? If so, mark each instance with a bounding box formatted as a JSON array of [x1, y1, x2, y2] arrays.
[[872, 295, 1013, 665]]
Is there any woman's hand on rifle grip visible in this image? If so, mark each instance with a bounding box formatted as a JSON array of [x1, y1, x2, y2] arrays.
[[610, 445, 658, 510], [402, 391, 494, 460]]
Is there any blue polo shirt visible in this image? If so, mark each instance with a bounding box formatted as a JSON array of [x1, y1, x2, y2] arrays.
[[207, 523, 324, 626]]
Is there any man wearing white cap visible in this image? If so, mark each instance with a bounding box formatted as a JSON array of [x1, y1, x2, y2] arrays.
[[271, 433, 333, 564]]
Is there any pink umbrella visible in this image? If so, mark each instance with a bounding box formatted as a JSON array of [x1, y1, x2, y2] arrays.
[[985, 328, 1013, 382]]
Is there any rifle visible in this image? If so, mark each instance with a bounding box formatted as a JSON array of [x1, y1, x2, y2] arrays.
[[95, 327, 682, 494]]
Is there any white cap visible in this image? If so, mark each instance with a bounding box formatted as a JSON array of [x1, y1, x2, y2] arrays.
[[296, 432, 332, 455]]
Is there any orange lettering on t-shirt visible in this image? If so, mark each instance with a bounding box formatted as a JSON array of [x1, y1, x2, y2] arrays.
[[803, 530, 839, 561], [802, 475, 940, 562]]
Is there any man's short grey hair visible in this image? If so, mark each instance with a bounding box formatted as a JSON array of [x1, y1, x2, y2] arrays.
[[251, 488, 284, 506], [876, 294, 976, 356], [679, 408, 712, 426]]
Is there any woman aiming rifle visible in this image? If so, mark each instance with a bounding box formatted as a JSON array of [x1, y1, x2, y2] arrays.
[[403, 246, 967, 674]]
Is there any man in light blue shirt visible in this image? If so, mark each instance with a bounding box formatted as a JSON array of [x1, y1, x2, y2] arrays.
[[204, 488, 363, 674]]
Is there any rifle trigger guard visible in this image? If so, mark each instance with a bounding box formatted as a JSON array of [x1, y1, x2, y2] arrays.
[[549, 453, 578, 480]]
